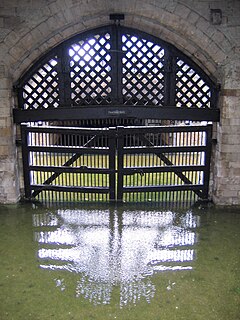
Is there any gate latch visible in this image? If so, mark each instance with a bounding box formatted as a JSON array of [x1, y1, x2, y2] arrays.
[[131, 169, 144, 176]]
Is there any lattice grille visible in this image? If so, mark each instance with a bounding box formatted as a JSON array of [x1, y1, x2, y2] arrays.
[[69, 33, 112, 105], [18, 26, 217, 115], [122, 34, 165, 105], [175, 59, 211, 108], [22, 58, 59, 110]]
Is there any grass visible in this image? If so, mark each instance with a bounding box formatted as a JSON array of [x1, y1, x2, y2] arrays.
[[31, 153, 203, 203]]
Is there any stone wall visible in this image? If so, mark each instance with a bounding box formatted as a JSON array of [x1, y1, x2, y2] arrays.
[[0, 0, 239, 204]]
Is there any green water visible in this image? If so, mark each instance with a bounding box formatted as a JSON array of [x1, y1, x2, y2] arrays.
[[0, 203, 239, 320]]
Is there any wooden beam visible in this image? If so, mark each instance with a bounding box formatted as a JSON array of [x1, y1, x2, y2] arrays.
[[13, 105, 220, 123]]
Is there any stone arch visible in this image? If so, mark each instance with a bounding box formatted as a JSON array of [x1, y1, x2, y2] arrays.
[[4, 2, 231, 83]]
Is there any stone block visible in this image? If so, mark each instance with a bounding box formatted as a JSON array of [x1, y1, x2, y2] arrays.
[[187, 11, 200, 25], [0, 41, 10, 61], [46, 16, 61, 33], [0, 146, 11, 156], [0, 126, 12, 136], [230, 161, 240, 169], [19, 32, 35, 51], [165, 0, 177, 13], [48, 1, 65, 15], [221, 144, 240, 153], [221, 134, 240, 145], [219, 125, 240, 137], [0, 88, 12, 98], [9, 43, 27, 61], [38, 20, 52, 37], [4, 30, 20, 48], [232, 168, 240, 176], [220, 190, 238, 198], [0, 117, 8, 127], [196, 16, 210, 34], [55, 11, 68, 26], [174, 3, 191, 19], [0, 67, 6, 80], [61, 7, 74, 25], [3, 16, 22, 29], [224, 62, 240, 89]]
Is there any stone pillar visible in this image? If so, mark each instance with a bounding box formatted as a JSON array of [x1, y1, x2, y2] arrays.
[[212, 59, 240, 205], [0, 72, 20, 203]]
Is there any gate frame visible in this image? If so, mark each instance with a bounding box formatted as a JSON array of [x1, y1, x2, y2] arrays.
[[20, 123, 213, 203], [13, 25, 220, 125], [116, 124, 212, 202]]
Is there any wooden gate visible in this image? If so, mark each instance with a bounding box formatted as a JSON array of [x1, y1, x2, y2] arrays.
[[21, 123, 212, 203]]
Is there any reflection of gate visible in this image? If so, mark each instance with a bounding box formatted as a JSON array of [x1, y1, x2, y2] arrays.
[[21, 123, 212, 203]]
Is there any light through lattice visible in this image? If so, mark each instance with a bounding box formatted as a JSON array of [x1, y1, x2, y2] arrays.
[[69, 33, 112, 105], [23, 58, 59, 109], [175, 59, 211, 108], [18, 26, 217, 112], [122, 34, 165, 105]]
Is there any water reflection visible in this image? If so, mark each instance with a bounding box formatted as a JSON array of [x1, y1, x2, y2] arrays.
[[33, 207, 200, 306]]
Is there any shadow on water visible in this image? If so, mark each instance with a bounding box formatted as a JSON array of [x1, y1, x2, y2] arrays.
[[33, 202, 200, 307]]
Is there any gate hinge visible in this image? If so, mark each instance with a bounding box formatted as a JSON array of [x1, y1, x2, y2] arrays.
[[16, 139, 22, 146], [13, 84, 20, 93], [131, 169, 144, 176]]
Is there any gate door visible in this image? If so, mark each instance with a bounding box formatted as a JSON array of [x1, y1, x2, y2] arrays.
[[117, 125, 212, 203], [21, 124, 116, 202], [21, 123, 212, 203]]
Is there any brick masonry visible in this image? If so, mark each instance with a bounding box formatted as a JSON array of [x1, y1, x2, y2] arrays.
[[0, 0, 239, 205]]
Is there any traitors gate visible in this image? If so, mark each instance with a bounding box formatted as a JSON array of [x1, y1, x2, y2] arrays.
[[14, 23, 219, 203], [20, 123, 212, 203]]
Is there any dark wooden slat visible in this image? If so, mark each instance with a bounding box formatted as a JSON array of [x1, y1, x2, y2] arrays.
[[25, 125, 109, 135], [31, 185, 109, 193], [122, 165, 205, 175], [201, 125, 212, 199], [122, 145, 206, 154], [21, 125, 32, 198], [117, 124, 211, 134], [108, 127, 117, 201], [122, 184, 203, 193], [29, 165, 114, 174], [13, 106, 220, 123], [27, 146, 110, 154]]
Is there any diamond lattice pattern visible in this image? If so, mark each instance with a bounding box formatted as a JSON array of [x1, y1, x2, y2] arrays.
[[122, 34, 165, 105], [20, 28, 215, 111], [69, 33, 112, 105], [23, 58, 59, 110], [176, 59, 211, 108]]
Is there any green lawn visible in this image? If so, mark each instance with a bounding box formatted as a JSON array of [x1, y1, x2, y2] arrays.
[[31, 153, 202, 203]]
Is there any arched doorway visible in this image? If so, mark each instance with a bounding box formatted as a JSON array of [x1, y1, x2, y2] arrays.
[[14, 25, 219, 203]]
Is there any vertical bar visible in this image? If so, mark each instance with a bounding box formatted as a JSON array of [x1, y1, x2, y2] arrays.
[[202, 124, 212, 199], [21, 124, 32, 199], [117, 127, 124, 202], [110, 24, 122, 104], [109, 127, 116, 201]]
